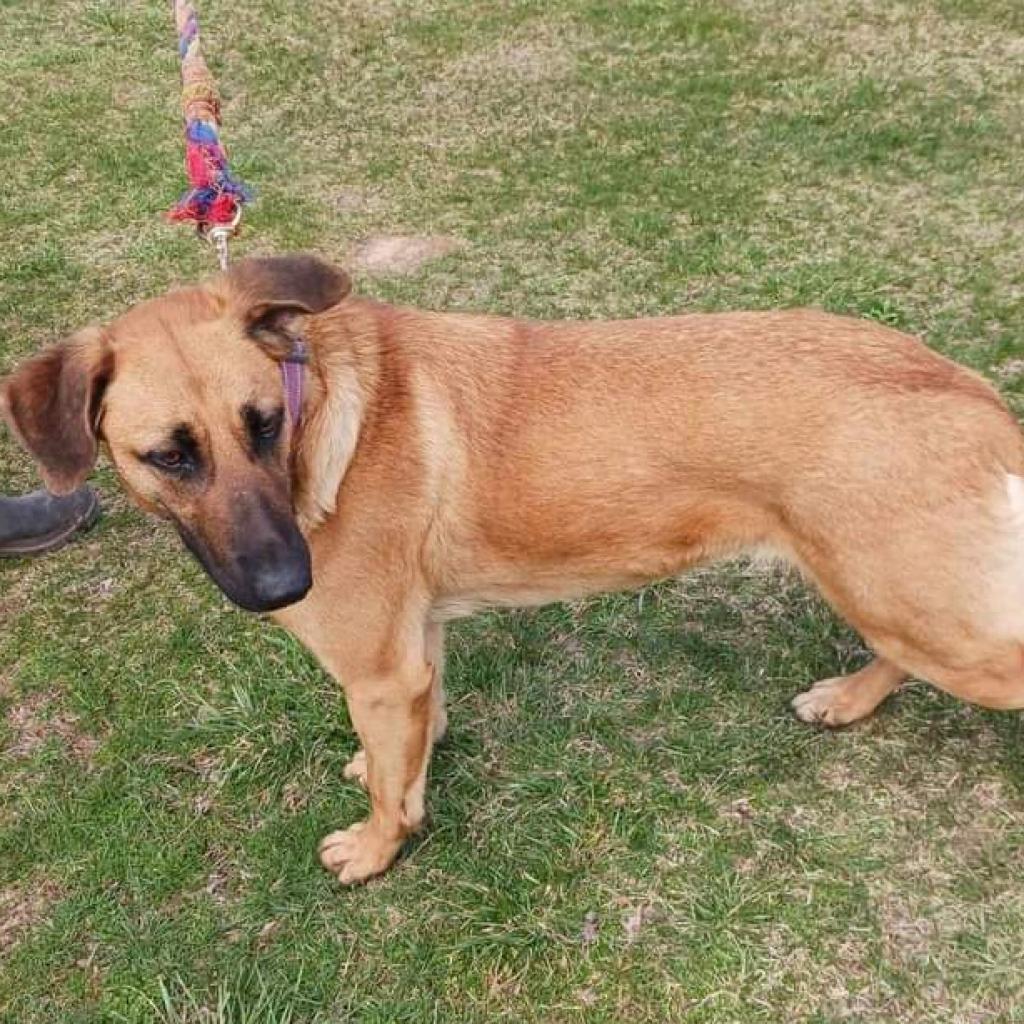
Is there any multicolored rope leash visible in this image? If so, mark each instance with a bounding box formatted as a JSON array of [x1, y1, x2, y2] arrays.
[[166, 1, 306, 426], [167, 0, 251, 270]]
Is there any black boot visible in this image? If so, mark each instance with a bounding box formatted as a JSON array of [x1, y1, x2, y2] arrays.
[[0, 487, 100, 557]]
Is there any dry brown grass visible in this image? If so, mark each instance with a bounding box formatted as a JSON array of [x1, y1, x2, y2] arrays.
[[732, 0, 1024, 86], [4, 690, 99, 762], [0, 878, 62, 959]]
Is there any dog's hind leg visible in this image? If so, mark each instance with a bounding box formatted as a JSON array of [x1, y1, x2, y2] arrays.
[[791, 468, 1024, 726], [922, 647, 1024, 711], [791, 657, 907, 727]]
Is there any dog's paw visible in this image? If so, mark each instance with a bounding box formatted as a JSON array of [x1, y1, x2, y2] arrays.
[[342, 748, 368, 788], [791, 676, 863, 727], [319, 821, 401, 884]]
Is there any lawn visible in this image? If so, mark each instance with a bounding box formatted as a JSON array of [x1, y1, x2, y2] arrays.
[[2, 0, 1024, 1020]]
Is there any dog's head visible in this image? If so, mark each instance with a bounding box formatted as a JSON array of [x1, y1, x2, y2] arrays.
[[1, 254, 351, 613]]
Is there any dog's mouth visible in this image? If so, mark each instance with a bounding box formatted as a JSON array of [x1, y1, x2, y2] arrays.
[[174, 512, 312, 613]]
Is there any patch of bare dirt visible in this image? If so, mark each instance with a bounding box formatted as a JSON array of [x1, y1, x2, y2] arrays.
[[350, 235, 465, 275], [621, 902, 657, 943], [876, 892, 943, 966], [0, 879, 62, 957], [4, 690, 98, 762]]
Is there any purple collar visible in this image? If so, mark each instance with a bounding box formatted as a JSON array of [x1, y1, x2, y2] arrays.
[[281, 338, 308, 428]]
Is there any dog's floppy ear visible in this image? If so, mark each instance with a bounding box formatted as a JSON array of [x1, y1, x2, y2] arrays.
[[0, 327, 113, 495], [227, 254, 351, 357]]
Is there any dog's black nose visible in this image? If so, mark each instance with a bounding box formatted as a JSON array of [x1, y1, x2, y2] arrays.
[[247, 557, 312, 611], [222, 493, 315, 612], [237, 545, 313, 612]]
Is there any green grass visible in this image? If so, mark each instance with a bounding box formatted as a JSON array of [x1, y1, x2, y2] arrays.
[[2, 0, 1024, 1020]]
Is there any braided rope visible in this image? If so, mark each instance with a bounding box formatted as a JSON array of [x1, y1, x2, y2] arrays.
[[168, 0, 251, 231]]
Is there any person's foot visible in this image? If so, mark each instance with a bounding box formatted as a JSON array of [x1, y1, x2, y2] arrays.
[[0, 487, 100, 557]]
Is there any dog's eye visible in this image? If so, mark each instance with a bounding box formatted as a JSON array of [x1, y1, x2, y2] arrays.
[[139, 424, 201, 477], [244, 405, 284, 456], [257, 416, 281, 440], [146, 449, 191, 473]]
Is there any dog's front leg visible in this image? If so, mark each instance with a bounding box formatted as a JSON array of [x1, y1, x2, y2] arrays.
[[318, 649, 437, 884], [342, 621, 448, 789]]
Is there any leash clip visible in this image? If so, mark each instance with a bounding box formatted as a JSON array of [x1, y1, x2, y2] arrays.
[[284, 337, 309, 364], [202, 206, 243, 272]]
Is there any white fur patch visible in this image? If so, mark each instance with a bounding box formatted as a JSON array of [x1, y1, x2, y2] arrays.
[[1007, 473, 1024, 527], [296, 367, 364, 531], [994, 473, 1024, 639], [747, 543, 787, 567]]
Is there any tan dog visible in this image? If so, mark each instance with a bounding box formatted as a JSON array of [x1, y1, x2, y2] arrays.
[[4, 254, 1024, 883]]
